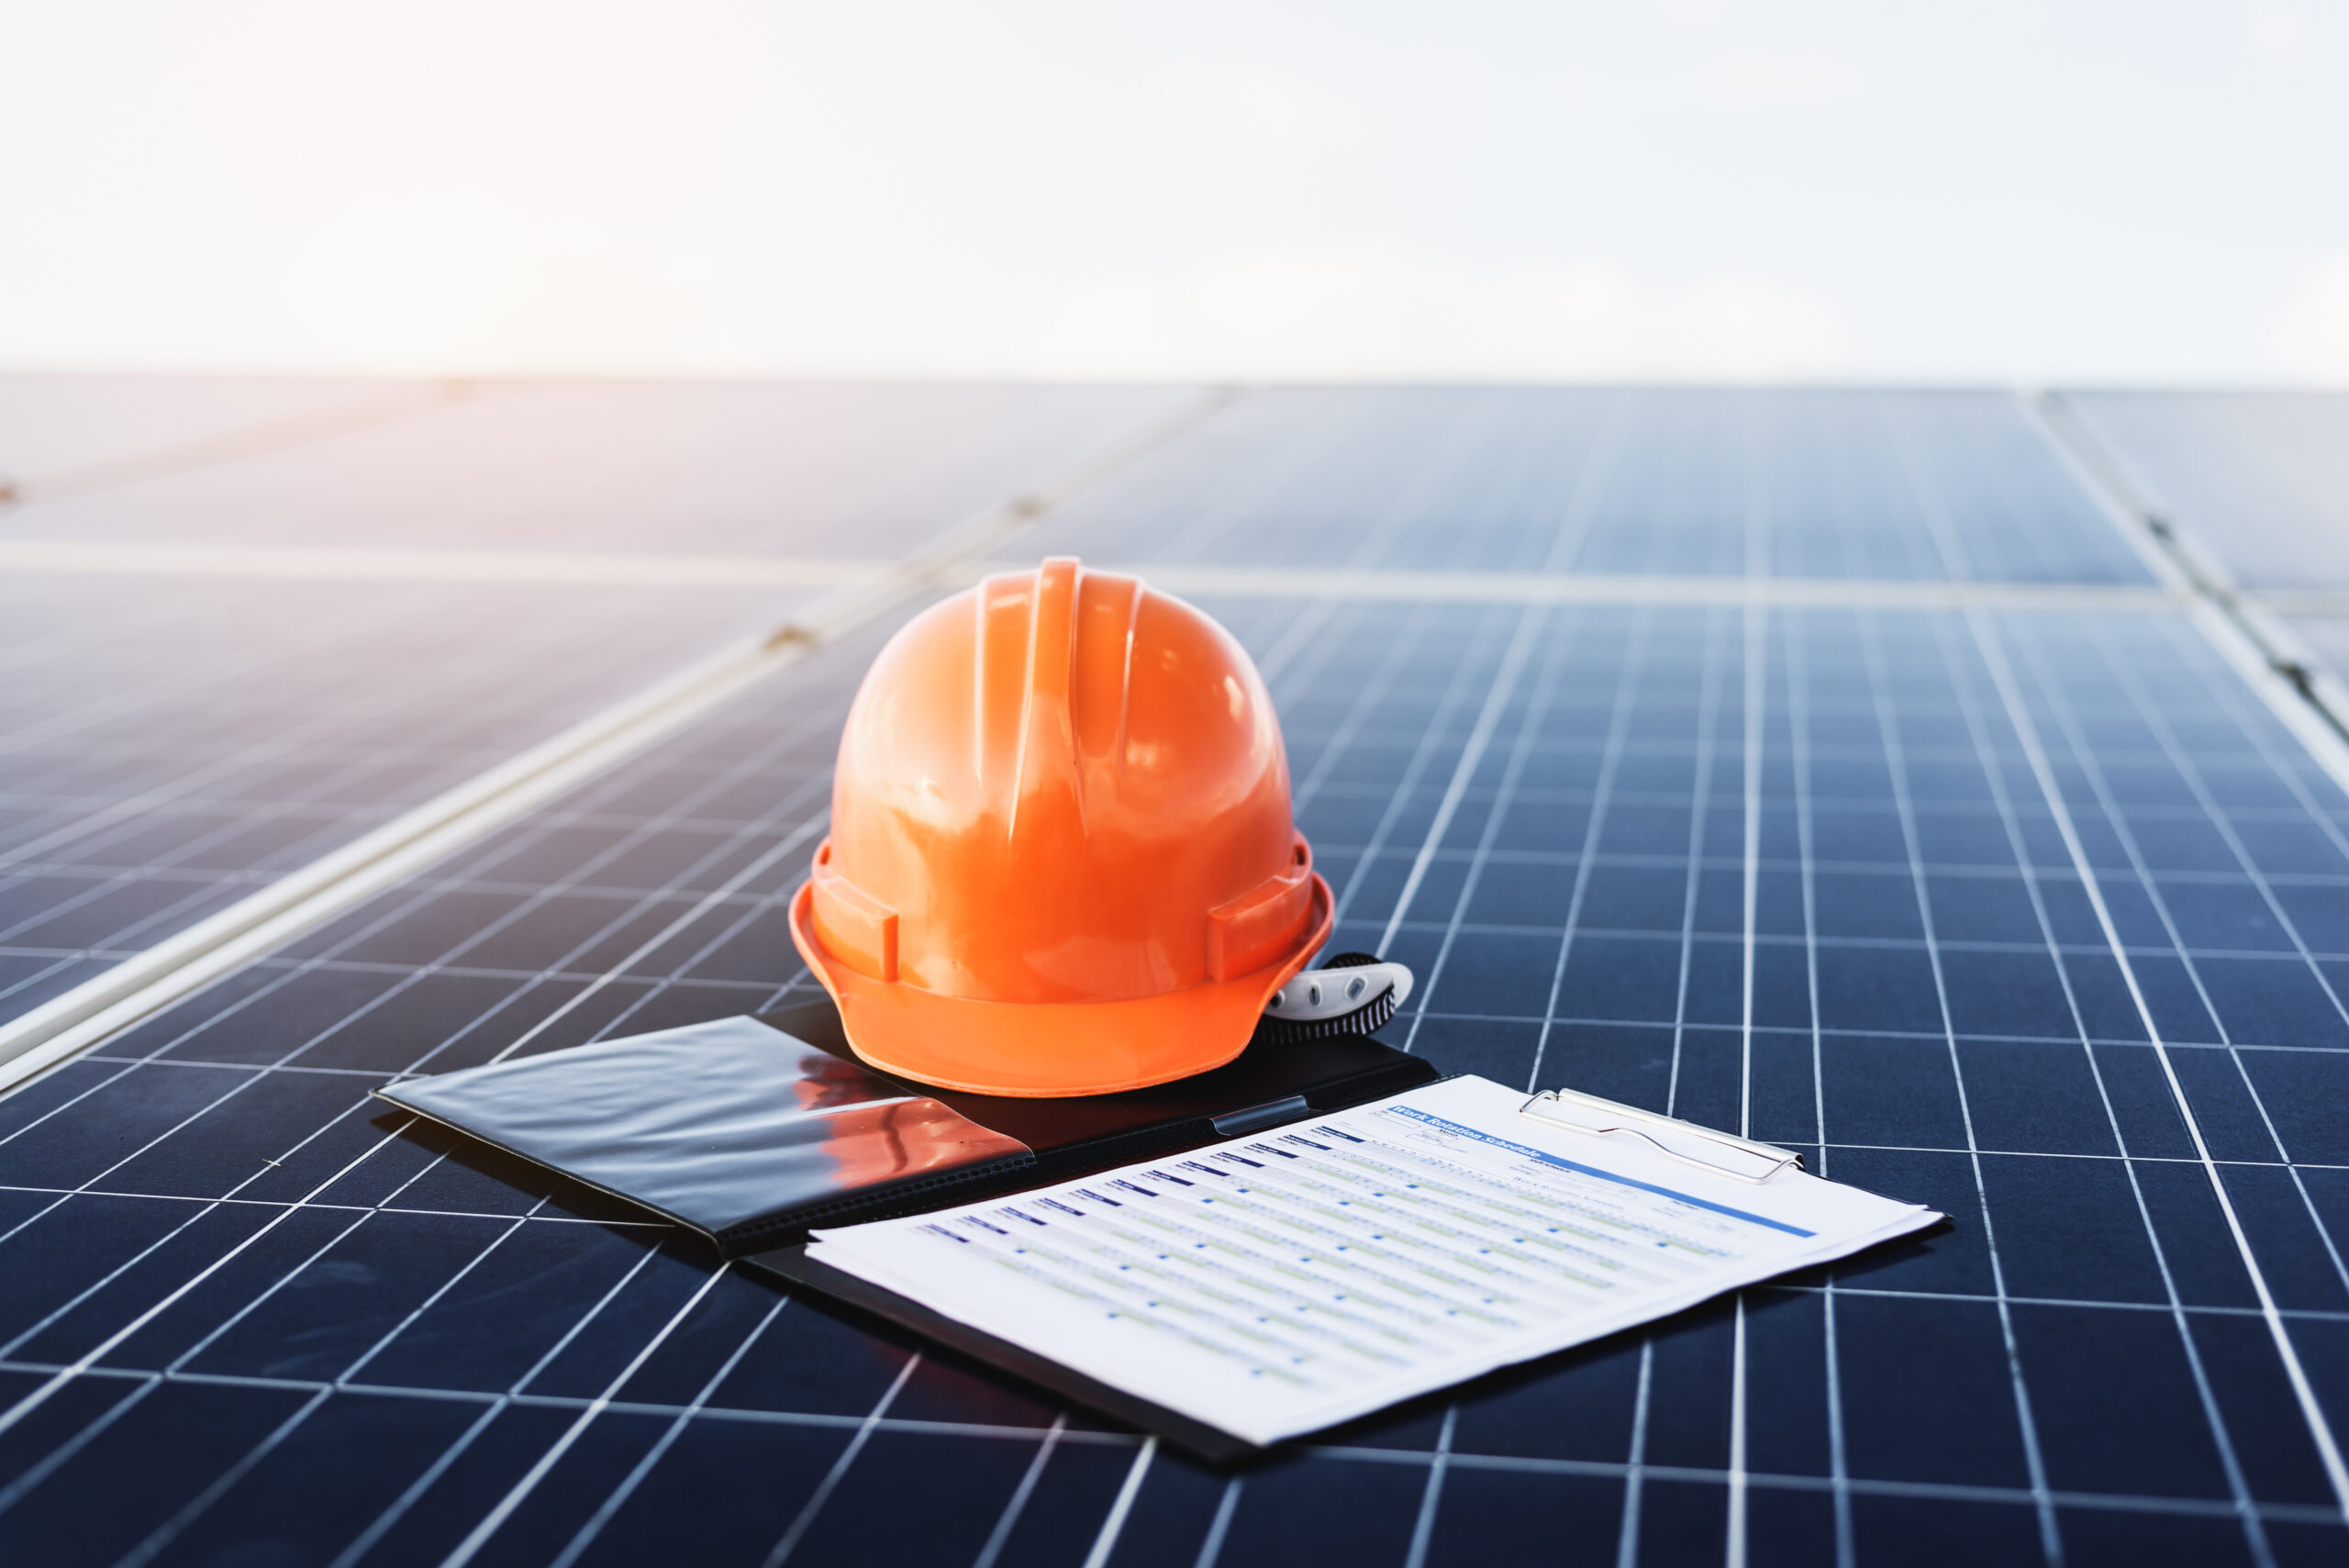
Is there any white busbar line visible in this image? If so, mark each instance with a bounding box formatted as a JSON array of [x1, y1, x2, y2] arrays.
[[0, 385, 1238, 1096], [0, 537, 2184, 615]]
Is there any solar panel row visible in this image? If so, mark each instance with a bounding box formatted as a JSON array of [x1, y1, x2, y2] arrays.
[[1, 383, 2345, 1567]]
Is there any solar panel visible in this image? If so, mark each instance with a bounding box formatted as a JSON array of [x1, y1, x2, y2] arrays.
[[1024, 389, 2153, 584], [0, 377, 411, 493], [0, 572, 808, 1030], [9, 382, 1192, 558], [3, 386, 2345, 1566], [2071, 393, 2349, 591], [2064, 392, 2349, 733], [0, 384, 1185, 1036]]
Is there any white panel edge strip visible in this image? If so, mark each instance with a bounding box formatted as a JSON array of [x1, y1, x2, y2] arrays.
[[0, 538, 2185, 614]]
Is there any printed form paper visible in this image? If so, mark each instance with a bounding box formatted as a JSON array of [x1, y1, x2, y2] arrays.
[[807, 1075, 1941, 1446]]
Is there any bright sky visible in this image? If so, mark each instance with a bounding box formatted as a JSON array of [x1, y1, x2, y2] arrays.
[[3, 0, 2344, 383]]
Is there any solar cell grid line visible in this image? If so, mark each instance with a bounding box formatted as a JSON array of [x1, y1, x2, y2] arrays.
[[322, 1229, 689, 1568], [0, 608, 876, 1240], [428, 1257, 740, 1568], [1367, 603, 1662, 1562], [1860, 610, 2067, 1562], [1031, 392, 1462, 572], [1389, 606, 1583, 1060], [83, 1151, 615, 1568], [0, 579, 408, 764], [1295, 395, 1486, 574], [1965, 621, 2349, 1550], [1056, 396, 1360, 569], [1782, 615, 1857, 1567], [761, 1354, 927, 1568], [9, 384, 1198, 562], [0, 584, 482, 1015], [1369, 604, 1551, 961], [1523, 608, 1655, 1095], [1921, 613, 2280, 1564], [1306, 609, 1518, 939], [0, 588, 702, 939], [1992, 614, 2349, 1520], [1021, 389, 1600, 573], [0, 580, 802, 1030], [1364, 607, 1575, 1562], [0, 1071, 452, 1490], [169, 608, 875, 1077], [0, 583, 782, 876], [1035, 389, 2159, 588], [0, 648, 883, 1558], [2061, 613, 2349, 1285], [539, 1289, 792, 1568], [15, 595, 2349, 1562], [1641, 611, 1733, 1568]]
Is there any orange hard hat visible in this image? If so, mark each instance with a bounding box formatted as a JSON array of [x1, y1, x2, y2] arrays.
[[789, 557, 1332, 1096]]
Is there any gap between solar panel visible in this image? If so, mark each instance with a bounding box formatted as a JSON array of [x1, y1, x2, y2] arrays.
[[0, 387, 1234, 1097]]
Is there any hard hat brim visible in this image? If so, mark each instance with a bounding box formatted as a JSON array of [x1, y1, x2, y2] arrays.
[[788, 873, 1335, 1098]]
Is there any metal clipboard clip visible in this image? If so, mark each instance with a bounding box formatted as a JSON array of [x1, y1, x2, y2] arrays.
[[1520, 1088, 1804, 1184]]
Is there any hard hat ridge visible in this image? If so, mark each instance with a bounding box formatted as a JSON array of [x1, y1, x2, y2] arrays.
[[790, 556, 1332, 1096]]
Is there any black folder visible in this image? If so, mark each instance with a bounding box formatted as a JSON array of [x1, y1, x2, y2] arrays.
[[376, 998, 1439, 1257]]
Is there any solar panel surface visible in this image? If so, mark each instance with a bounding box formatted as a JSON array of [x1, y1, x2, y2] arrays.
[[2062, 393, 2349, 739], [0, 378, 427, 494], [2072, 394, 2349, 592], [1023, 388, 2154, 584], [0, 382, 1188, 1034], [0, 572, 802, 1029], [2, 386, 2345, 1568], [7, 381, 1189, 557]]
